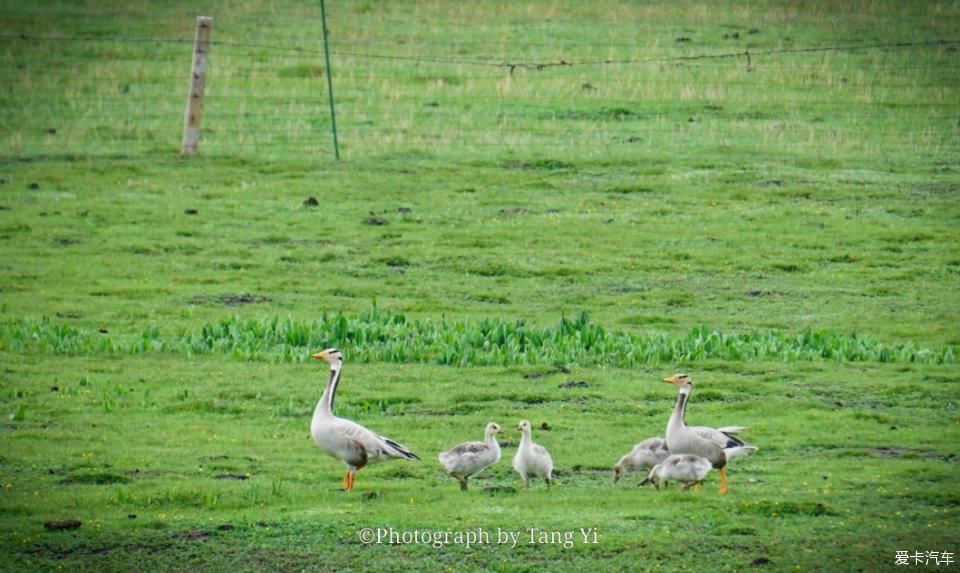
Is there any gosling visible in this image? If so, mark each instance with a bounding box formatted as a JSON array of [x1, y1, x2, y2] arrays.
[[438, 422, 502, 491], [613, 437, 670, 485], [512, 420, 554, 490], [639, 454, 712, 491]]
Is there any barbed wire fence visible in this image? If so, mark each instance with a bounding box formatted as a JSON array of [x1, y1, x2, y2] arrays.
[[0, 11, 958, 162]]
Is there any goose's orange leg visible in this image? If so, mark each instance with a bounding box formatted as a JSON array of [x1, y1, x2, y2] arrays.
[[719, 467, 728, 495], [342, 471, 350, 490], [347, 470, 356, 491]]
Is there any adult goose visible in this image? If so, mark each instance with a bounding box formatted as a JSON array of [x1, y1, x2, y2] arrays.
[[310, 348, 419, 492], [513, 420, 554, 490], [612, 437, 671, 485], [664, 373, 756, 494], [439, 422, 502, 491]]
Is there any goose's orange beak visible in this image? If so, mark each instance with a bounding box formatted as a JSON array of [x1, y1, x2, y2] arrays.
[[312, 351, 328, 360], [664, 374, 684, 384]]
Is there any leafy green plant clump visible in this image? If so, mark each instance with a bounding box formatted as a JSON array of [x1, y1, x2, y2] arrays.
[[2, 307, 954, 366]]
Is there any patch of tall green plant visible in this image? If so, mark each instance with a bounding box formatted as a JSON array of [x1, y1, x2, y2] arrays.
[[1, 307, 954, 366]]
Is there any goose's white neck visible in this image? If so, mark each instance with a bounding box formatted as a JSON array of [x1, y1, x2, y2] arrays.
[[667, 387, 689, 435], [485, 431, 501, 454], [518, 428, 533, 449], [314, 363, 342, 420]]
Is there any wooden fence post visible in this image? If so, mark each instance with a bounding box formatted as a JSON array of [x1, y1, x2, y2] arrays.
[[181, 16, 212, 156]]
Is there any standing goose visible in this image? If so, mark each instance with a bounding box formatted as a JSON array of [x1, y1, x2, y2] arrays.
[[639, 454, 713, 491], [513, 420, 554, 490], [438, 422, 502, 491], [664, 373, 756, 494], [612, 437, 671, 485], [310, 348, 419, 492]]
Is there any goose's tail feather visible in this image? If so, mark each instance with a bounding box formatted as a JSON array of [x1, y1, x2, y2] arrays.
[[717, 426, 748, 435], [724, 445, 758, 462], [382, 436, 420, 460]]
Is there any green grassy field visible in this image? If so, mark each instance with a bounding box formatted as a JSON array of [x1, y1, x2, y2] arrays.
[[1, 1, 959, 571]]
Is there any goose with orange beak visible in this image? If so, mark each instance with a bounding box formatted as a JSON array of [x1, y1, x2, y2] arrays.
[[663, 373, 756, 494], [310, 348, 419, 491]]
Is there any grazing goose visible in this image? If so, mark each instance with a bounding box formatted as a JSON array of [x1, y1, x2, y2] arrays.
[[310, 348, 419, 492], [439, 422, 502, 491], [639, 454, 713, 491], [513, 420, 554, 490], [612, 437, 671, 485], [664, 373, 756, 494]]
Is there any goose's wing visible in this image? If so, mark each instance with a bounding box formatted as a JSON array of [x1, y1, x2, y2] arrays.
[[318, 420, 370, 468], [716, 426, 748, 435], [333, 418, 418, 462], [640, 438, 671, 459], [637, 437, 668, 452], [532, 443, 554, 472], [623, 438, 668, 468], [444, 441, 489, 457], [440, 441, 491, 473], [690, 425, 747, 450]]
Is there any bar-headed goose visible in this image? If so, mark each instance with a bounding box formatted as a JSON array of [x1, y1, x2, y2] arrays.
[[439, 422, 502, 491], [613, 437, 670, 485], [310, 348, 419, 492], [639, 453, 713, 491], [513, 420, 554, 490], [664, 373, 756, 494]]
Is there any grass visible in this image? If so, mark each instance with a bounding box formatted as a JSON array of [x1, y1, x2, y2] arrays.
[[2, 153, 958, 348], [1, 354, 958, 572], [0, 0, 959, 571]]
